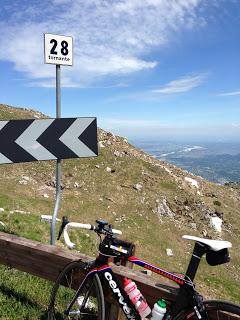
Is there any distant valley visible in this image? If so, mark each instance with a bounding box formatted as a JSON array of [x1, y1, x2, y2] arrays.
[[132, 140, 240, 184]]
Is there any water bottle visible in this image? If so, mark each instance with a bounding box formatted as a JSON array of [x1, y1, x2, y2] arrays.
[[124, 278, 151, 318], [151, 299, 167, 320], [135, 298, 152, 318], [124, 278, 140, 303], [124, 277, 137, 294]]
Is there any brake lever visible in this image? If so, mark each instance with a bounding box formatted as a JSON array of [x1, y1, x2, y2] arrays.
[[57, 216, 69, 240]]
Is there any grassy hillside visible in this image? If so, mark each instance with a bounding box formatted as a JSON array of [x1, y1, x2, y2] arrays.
[[0, 104, 239, 319]]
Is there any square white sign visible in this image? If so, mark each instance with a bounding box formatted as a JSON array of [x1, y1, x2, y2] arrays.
[[44, 33, 73, 66]]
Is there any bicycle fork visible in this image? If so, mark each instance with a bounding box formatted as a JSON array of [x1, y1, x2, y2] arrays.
[[64, 272, 91, 316]]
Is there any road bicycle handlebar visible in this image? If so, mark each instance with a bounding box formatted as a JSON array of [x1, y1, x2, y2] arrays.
[[63, 222, 93, 249], [58, 217, 122, 249]]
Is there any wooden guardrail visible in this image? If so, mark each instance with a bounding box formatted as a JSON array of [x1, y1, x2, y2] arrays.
[[0, 232, 237, 320], [0, 232, 177, 312]]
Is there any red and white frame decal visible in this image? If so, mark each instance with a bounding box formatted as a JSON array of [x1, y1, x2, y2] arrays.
[[128, 256, 192, 286]]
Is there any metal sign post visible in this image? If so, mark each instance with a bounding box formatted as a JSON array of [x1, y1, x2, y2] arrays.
[[51, 64, 61, 245], [44, 33, 73, 245]]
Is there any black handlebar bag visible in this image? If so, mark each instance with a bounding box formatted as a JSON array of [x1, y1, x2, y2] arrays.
[[100, 238, 135, 258]]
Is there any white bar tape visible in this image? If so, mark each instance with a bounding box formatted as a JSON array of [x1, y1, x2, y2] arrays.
[[112, 229, 122, 235], [67, 222, 92, 230], [63, 222, 92, 249], [63, 225, 76, 249]]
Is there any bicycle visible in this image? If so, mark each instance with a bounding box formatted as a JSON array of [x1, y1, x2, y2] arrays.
[[48, 216, 240, 319]]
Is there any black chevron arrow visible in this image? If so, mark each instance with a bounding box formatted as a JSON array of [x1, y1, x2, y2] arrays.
[[0, 119, 36, 163], [79, 118, 98, 155], [37, 118, 79, 159]]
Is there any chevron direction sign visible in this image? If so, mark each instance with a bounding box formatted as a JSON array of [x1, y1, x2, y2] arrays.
[[0, 118, 98, 164]]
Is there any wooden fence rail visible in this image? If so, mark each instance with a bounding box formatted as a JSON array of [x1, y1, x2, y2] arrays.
[[0, 232, 177, 309], [0, 232, 237, 320]]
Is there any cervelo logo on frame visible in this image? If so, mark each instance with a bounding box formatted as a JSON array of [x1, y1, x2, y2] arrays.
[[104, 272, 135, 320]]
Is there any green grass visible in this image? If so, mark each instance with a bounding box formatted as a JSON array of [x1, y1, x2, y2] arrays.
[[159, 181, 177, 191], [0, 266, 51, 319]]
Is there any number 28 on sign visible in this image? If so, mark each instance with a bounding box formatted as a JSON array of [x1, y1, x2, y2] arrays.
[[44, 33, 73, 66]]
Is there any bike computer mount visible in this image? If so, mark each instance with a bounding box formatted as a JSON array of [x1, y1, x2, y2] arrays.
[[96, 219, 109, 230]]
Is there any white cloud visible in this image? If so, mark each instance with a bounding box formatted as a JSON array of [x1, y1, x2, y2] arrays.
[[0, 0, 208, 87], [231, 123, 240, 127], [78, 56, 157, 75], [218, 91, 240, 97], [153, 74, 207, 94]]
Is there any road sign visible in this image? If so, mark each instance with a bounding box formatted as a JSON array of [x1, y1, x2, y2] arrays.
[[0, 118, 98, 164], [44, 33, 73, 66]]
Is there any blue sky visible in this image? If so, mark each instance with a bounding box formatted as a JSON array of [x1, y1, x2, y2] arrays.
[[0, 0, 240, 142]]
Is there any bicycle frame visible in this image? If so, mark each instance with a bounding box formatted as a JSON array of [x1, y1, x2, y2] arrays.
[[64, 254, 197, 320]]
